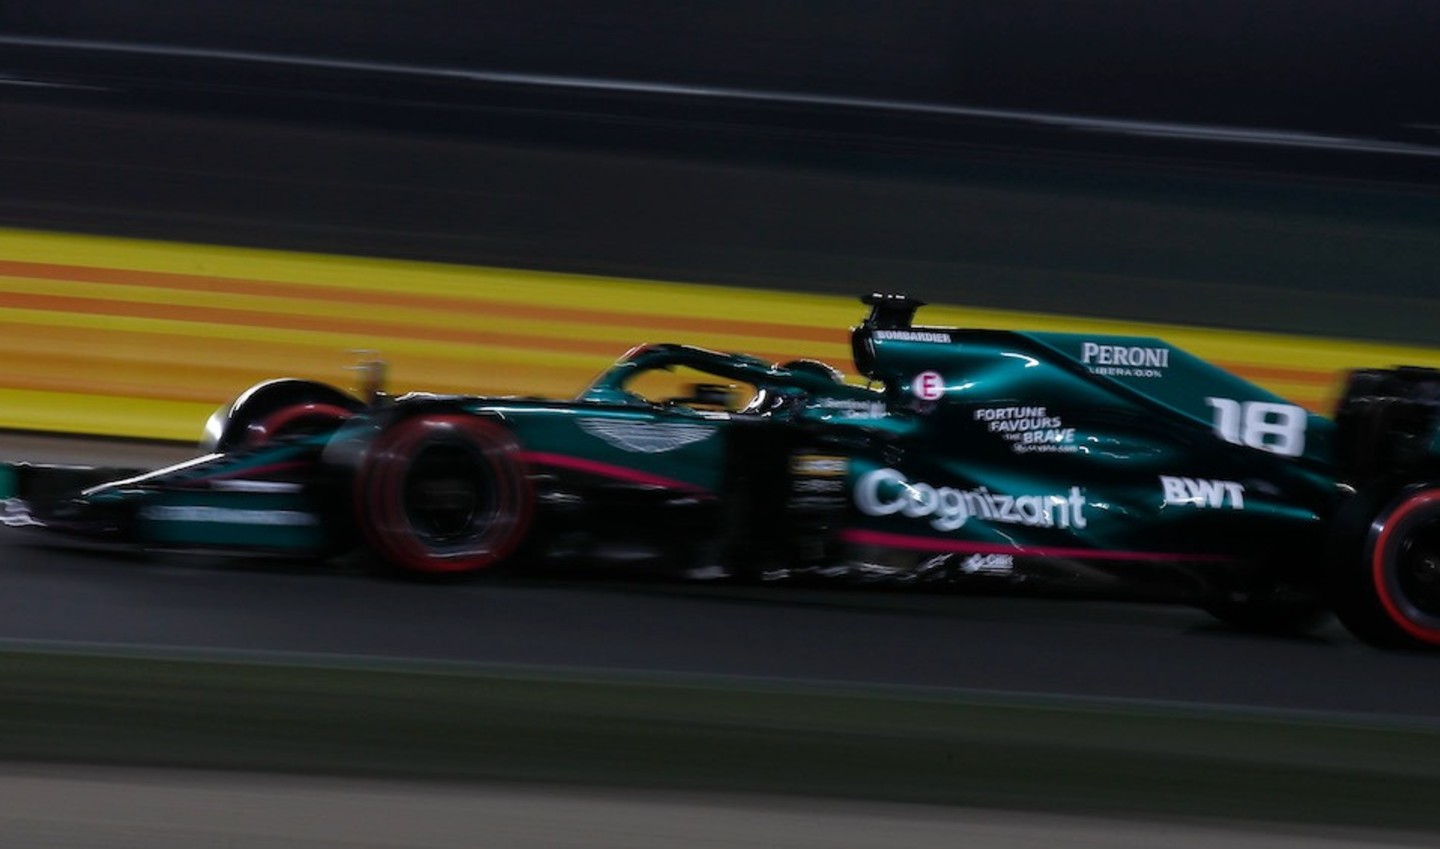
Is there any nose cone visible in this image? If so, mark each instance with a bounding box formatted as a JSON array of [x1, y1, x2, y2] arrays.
[[41, 496, 116, 532], [0, 463, 147, 540], [5, 490, 134, 541]]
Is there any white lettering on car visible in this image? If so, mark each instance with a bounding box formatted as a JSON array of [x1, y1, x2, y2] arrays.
[[854, 468, 1087, 532], [962, 553, 1015, 575], [875, 330, 953, 343], [1081, 343, 1170, 368], [973, 405, 1079, 454], [811, 398, 888, 419], [1080, 343, 1170, 378], [1159, 476, 1246, 509], [141, 506, 319, 526], [1204, 398, 1306, 457], [790, 455, 848, 476]]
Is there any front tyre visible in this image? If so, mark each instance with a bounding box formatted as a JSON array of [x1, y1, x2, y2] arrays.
[[202, 379, 362, 452], [354, 414, 534, 575], [1331, 486, 1440, 649]]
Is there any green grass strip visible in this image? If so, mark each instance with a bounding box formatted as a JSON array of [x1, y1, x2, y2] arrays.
[[2, 649, 1438, 829]]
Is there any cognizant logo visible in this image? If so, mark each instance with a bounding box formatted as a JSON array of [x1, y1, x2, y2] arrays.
[[854, 468, 1087, 532]]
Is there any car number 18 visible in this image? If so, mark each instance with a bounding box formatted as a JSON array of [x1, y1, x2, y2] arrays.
[[1205, 397, 1307, 457]]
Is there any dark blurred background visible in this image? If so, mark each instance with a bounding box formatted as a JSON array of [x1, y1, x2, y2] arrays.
[[1, 1, 1437, 341], [4, 10, 1440, 837]]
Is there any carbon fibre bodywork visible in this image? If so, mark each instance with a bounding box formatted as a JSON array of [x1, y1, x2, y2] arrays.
[[6, 294, 1440, 646]]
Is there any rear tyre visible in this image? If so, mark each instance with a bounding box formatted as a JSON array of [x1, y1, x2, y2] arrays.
[[1330, 485, 1440, 649], [354, 414, 533, 576]]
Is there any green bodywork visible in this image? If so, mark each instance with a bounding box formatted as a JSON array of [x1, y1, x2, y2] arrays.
[[2, 306, 1357, 595], [840, 328, 1339, 571]]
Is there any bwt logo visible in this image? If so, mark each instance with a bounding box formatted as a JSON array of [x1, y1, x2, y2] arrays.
[[1159, 476, 1245, 509]]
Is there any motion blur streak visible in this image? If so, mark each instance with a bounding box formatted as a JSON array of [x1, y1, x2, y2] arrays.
[[5, 35, 1440, 159], [2, 228, 1439, 439]]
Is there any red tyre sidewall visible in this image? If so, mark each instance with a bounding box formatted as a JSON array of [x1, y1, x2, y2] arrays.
[[355, 415, 533, 574], [1370, 488, 1440, 645], [246, 402, 356, 447]]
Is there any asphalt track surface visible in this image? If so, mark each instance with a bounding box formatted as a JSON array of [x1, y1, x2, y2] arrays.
[[6, 765, 1436, 849], [4, 432, 1440, 724]]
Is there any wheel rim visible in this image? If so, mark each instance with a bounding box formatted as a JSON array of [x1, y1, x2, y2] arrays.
[[401, 442, 498, 548], [358, 416, 532, 573], [1393, 525, 1440, 616], [1371, 489, 1440, 643]]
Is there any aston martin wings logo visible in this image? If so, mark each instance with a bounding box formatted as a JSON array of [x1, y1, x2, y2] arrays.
[[578, 418, 716, 453]]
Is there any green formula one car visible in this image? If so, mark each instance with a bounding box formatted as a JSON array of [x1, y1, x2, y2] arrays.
[[5, 294, 1440, 648]]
